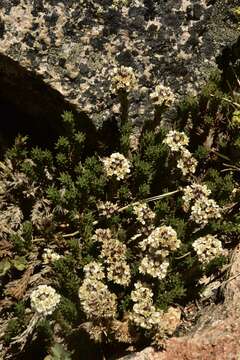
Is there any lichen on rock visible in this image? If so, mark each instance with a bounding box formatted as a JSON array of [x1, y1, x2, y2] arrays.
[[0, 0, 239, 127]]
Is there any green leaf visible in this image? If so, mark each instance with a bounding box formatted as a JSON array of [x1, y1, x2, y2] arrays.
[[12, 256, 27, 271], [0, 258, 11, 276], [46, 343, 71, 360]]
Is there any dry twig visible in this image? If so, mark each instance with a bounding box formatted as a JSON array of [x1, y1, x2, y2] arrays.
[[5, 265, 34, 300]]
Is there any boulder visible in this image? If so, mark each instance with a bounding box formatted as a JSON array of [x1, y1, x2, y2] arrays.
[[0, 0, 239, 127]]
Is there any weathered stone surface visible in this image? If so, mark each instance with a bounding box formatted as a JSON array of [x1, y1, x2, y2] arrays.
[[120, 244, 240, 360], [0, 0, 239, 126]]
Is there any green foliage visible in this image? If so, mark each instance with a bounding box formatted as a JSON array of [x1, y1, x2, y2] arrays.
[[154, 199, 171, 219], [156, 272, 186, 311], [120, 122, 133, 154], [205, 169, 235, 205], [11, 256, 28, 271], [4, 319, 23, 344], [44, 343, 72, 360], [166, 217, 187, 239], [10, 233, 26, 255], [0, 258, 11, 276], [10, 222, 32, 255], [194, 145, 210, 160], [13, 301, 26, 317], [204, 255, 228, 276], [36, 319, 53, 346], [75, 156, 107, 198], [58, 297, 79, 325], [52, 257, 80, 300], [6, 135, 29, 162], [21, 221, 33, 249]]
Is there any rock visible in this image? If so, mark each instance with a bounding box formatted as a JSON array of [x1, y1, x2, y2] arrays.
[[0, 0, 239, 127]]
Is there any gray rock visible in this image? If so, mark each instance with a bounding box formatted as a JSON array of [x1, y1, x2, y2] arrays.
[[0, 0, 239, 127]]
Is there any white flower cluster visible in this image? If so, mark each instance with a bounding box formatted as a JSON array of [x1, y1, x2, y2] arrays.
[[182, 182, 221, 226], [100, 236, 127, 261], [139, 257, 169, 279], [150, 84, 175, 106], [130, 282, 162, 330], [101, 237, 131, 286], [97, 201, 119, 218], [177, 149, 198, 176], [192, 235, 223, 264], [102, 152, 131, 180], [163, 130, 189, 152], [140, 226, 181, 256], [42, 248, 61, 264], [182, 183, 211, 211], [92, 228, 131, 286], [79, 278, 117, 319], [163, 130, 198, 177], [30, 285, 61, 316], [107, 261, 131, 286], [190, 198, 221, 225], [133, 202, 155, 225], [110, 65, 137, 93], [92, 228, 112, 243], [154, 307, 181, 345], [83, 261, 105, 281], [139, 226, 181, 279]]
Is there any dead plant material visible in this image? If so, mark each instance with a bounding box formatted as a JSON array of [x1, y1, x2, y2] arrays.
[[0, 240, 13, 258], [0, 299, 14, 310], [5, 265, 34, 300], [11, 313, 40, 351]]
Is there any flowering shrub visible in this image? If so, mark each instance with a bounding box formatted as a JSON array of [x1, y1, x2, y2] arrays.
[[1, 66, 240, 359]]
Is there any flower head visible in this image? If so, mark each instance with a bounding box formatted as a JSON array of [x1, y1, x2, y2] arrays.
[[130, 282, 162, 329], [79, 278, 117, 319], [163, 130, 189, 152], [83, 261, 105, 281], [133, 202, 155, 225], [107, 261, 131, 286], [129, 130, 141, 151], [192, 235, 223, 264], [30, 285, 60, 316], [140, 225, 181, 254], [190, 197, 221, 225], [92, 228, 112, 243], [97, 201, 119, 218], [182, 183, 211, 211], [139, 256, 169, 279], [177, 149, 198, 176], [150, 84, 175, 106], [231, 110, 240, 127], [110, 65, 137, 93], [138, 226, 180, 279], [102, 152, 131, 180], [154, 307, 181, 346], [42, 248, 61, 264], [100, 238, 127, 263]]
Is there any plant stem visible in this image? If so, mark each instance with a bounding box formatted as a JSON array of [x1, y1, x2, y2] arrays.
[[119, 189, 180, 211]]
